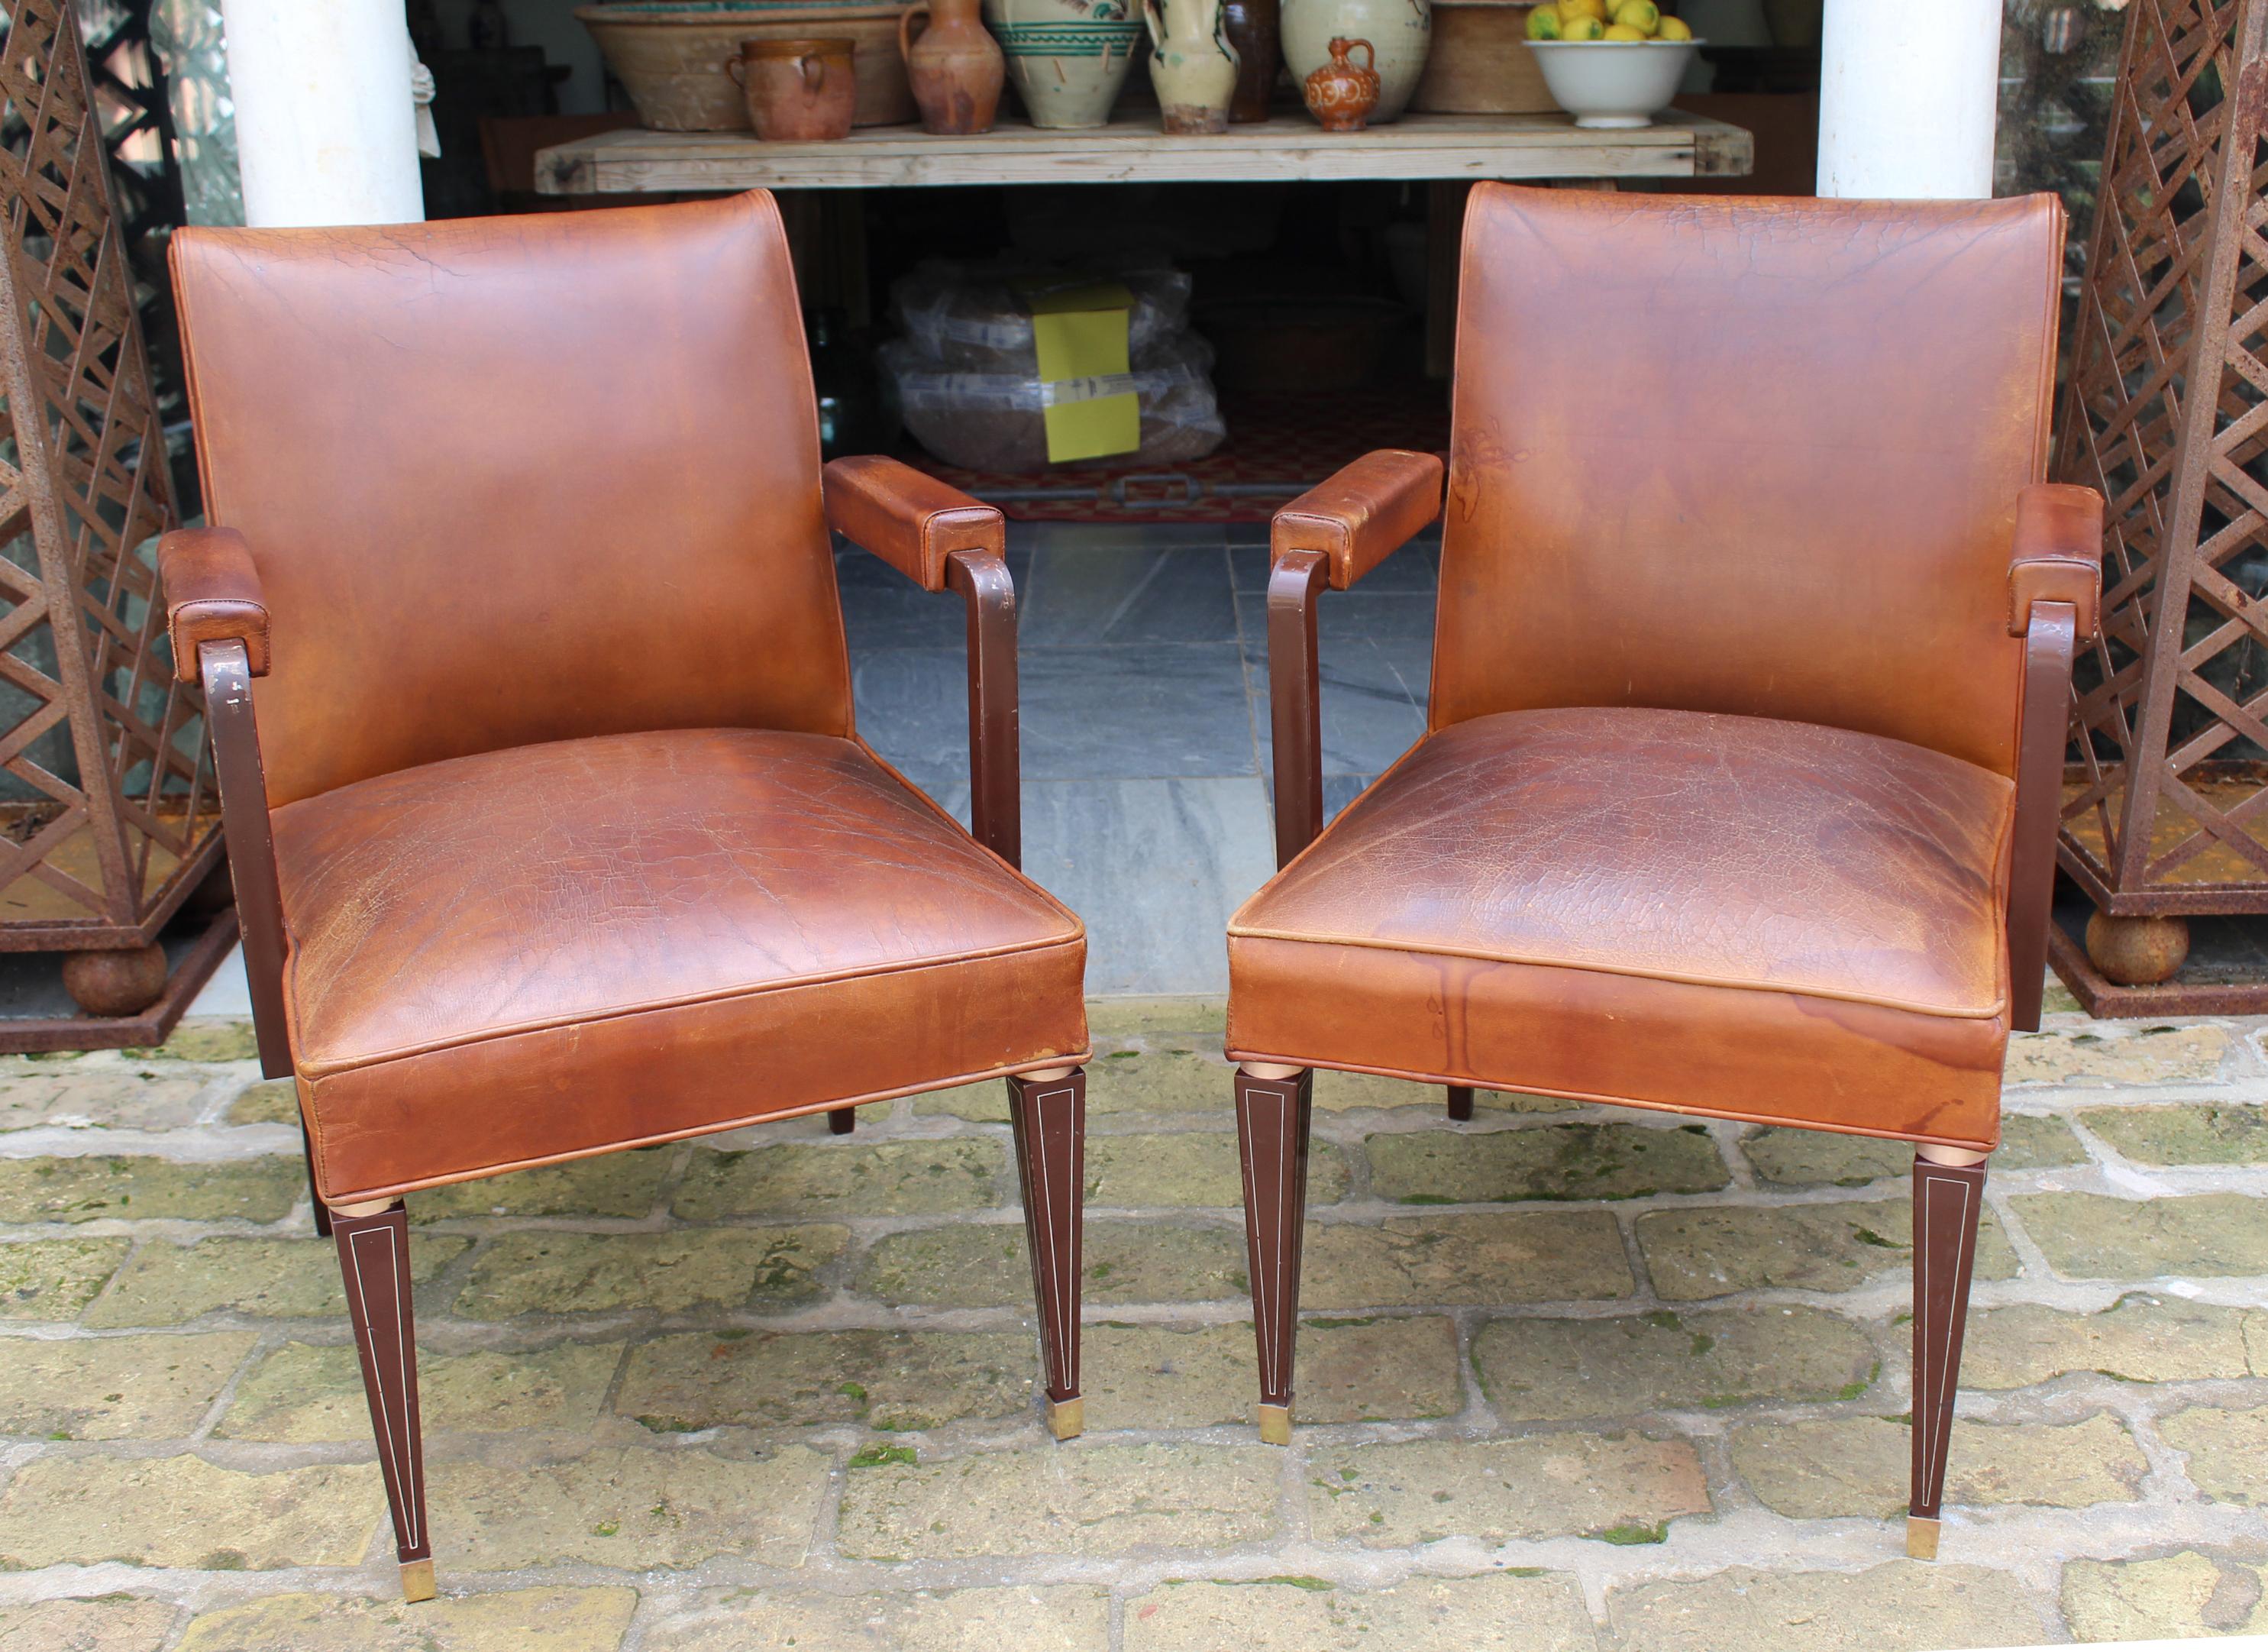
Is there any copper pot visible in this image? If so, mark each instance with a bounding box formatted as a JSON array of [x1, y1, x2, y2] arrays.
[[729, 36, 858, 140]]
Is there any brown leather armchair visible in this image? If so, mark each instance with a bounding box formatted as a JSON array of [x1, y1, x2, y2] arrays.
[[1226, 186, 2101, 1562], [158, 194, 1091, 1602]]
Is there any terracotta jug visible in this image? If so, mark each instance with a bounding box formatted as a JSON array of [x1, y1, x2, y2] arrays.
[[1284, 0, 1427, 121], [900, 0, 1005, 134], [1301, 34, 1376, 130], [1222, 0, 1278, 121], [730, 37, 858, 140], [1143, 0, 1239, 134]]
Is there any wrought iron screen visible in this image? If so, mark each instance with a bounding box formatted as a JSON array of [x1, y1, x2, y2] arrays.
[[0, 0, 220, 949], [2054, 0, 2268, 915]]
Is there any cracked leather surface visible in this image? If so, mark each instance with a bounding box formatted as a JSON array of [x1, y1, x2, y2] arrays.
[[1226, 708, 2015, 1148], [273, 729, 1088, 1200], [172, 192, 852, 809], [1234, 706, 2012, 1016], [1434, 186, 2063, 779], [1224, 707, 2023, 1148], [276, 728, 1083, 1073], [1233, 721, 2014, 1148]]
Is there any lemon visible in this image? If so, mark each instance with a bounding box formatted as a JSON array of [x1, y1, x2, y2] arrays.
[[1656, 12, 1691, 37], [1611, 0, 1660, 31], [1602, 20, 1646, 37], [1557, 0, 1607, 22], [1526, 4, 1562, 37], [1559, 13, 1604, 37]]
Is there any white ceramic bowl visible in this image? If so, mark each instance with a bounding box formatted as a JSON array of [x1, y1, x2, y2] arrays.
[[1524, 38, 1701, 128]]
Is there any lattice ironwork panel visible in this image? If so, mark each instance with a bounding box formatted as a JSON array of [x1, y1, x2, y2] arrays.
[[0, 0, 218, 949], [74, 0, 193, 483], [2054, 0, 2268, 916]]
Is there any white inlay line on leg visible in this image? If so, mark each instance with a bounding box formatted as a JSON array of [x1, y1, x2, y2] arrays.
[[1915, 1169, 1974, 1506], [1239, 1080, 1294, 1400], [345, 1222, 418, 1550], [1029, 1084, 1078, 1385]]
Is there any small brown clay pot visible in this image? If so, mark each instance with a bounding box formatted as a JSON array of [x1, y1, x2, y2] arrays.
[[900, 0, 1004, 134], [729, 37, 858, 141], [1303, 35, 1378, 131]]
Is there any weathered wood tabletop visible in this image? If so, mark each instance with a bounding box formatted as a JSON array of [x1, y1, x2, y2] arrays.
[[534, 111, 1753, 193]]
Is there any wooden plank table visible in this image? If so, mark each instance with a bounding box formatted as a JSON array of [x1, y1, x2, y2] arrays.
[[534, 111, 1753, 194]]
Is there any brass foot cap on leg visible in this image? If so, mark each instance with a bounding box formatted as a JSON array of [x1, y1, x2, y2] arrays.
[[400, 1558, 437, 1603], [1905, 1516, 1940, 1561], [1047, 1395, 1084, 1441], [1258, 1402, 1294, 1446]]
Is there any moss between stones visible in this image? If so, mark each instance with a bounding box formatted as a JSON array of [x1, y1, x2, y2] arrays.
[[1599, 1521, 1669, 1545]]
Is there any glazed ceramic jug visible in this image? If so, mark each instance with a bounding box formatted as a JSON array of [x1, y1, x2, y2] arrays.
[[1281, 0, 1426, 120], [984, 0, 1146, 128], [1143, 0, 1239, 133], [1300, 34, 1376, 129], [900, 0, 1006, 133]]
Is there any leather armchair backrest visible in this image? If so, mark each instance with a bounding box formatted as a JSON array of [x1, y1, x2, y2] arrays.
[[172, 192, 849, 807], [1436, 185, 2064, 778]]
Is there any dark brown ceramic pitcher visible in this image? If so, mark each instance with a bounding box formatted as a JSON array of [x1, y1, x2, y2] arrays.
[[1223, 0, 1278, 121]]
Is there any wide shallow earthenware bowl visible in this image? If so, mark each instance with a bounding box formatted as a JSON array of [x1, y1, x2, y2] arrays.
[[577, 2, 916, 129], [1523, 37, 1698, 128]]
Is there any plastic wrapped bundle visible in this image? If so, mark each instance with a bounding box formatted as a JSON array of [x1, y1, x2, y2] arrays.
[[890, 259, 1197, 373], [883, 334, 1226, 473]]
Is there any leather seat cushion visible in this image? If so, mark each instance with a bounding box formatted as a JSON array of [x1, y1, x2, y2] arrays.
[[275, 729, 1087, 1201], [1227, 707, 2014, 1149]]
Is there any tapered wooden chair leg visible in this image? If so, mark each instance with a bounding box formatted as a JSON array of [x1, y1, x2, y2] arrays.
[[1237, 1064, 1313, 1444], [1008, 1067, 1086, 1440], [332, 1201, 434, 1602], [1909, 1151, 1989, 1560], [302, 1127, 331, 1237], [828, 1107, 856, 1135], [1446, 1085, 1474, 1121]]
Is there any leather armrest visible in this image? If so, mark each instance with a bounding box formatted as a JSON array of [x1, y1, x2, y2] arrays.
[[160, 527, 270, 683], [2008, 483, 2102, 640], [824, 454, 1004, 592], [1273, 449, 1445, 591]]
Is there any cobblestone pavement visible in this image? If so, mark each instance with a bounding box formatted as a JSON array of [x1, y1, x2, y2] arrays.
[[0, 989, 2264, 1650]]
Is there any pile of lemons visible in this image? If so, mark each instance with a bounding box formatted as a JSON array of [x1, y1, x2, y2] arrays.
[[1527, 0, 1692, 40]]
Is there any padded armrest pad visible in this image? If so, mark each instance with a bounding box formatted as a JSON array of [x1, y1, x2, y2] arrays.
[[160, 526, 270, 683], [1274, 448, 1445, 591], [2009, 483, 2103, 640], [823, 454, 1004, 592]]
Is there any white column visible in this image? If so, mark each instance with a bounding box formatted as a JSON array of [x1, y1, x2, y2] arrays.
[[1816, 0, 2002, 199], [219, 0, 423, 227]]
